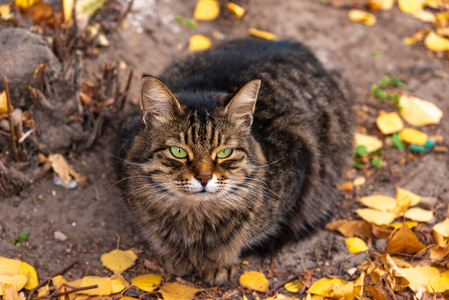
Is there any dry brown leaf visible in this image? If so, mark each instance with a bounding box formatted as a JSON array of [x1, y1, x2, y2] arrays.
[[386, 224, 425, 254], [48, 154, 86, 185], [325, 220, 373, 238], [430, 245, 449, 259]]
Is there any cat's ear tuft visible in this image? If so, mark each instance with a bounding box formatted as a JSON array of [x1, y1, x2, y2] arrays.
[[140, 75, 182, 126], [225, 79, 261, 127]]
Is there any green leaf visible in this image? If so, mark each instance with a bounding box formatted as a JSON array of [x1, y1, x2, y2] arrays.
[[12, 238, 19, 245], [174, 16, 196, 28], [354, 145, 369, 157], [353, 161, 366, 169], [390, 93, 399, 103], [20, 232, 29, 239], [391, 77, 407, 89], [372, 51, 383, 58], [392, 132, 405, 151], [372, 156, 381, 168], [379, 75, 391, 88]]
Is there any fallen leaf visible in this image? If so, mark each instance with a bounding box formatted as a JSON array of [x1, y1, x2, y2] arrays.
[[325, 220, 373, 238], [248, 28, 278, 40], [0, 275, 28, 296], [399, 95, 443, 126], [111, 278, 126, 294], [0, 91, 12, 114], [390, 221, 418, 229], [376, 112, 404, 135], [308, 278, 351, 298], [101, 249, 138, 273], [348, 9, 376, 25], [356, 209, 396, 226], [188, 34, 211, 51], [48, 154, 86, 185], [159, 282, 199, 300], [429, 245, 449, 259], [425, 31, 449, 51], [398, 0, 425, 13], [29, 2, 54, 26], [0, 257, 22, 274], [239, 271, 269, 292], [284, 279, 303, 293], [14, 0, 41, 9], [434, 218, 449, 237], [427, 277, 449, 293], [0, 5, 14, 21], [386, 224, 425, 254], [396, 187, 421, 209], [404, 29, 429, 45], [226, 2, 245, 18], [19, 262, 38, 290], [338, 181, 353, 191], [405, 207, 433, 222], [353, 176, 366, 187], [399, 128, 427, 145], [1, 284, 26, 300], [79, 276, 112, 295], [119, 298, 139, 300], [62, 0, 73, 21], [130, 274, 162, 292], [354, 133, 383, 153], [412, 10, 436, 23], [368, 0, 394, 11], [345, 237, 369, 253], [193, 0, 220, 21], [360, 195, 397, 212]]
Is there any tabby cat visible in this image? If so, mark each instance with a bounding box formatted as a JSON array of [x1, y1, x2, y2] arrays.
[[114, 39, 353, 285]]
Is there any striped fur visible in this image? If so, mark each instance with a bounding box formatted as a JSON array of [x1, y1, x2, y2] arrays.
[[114, 39, 353, 285]]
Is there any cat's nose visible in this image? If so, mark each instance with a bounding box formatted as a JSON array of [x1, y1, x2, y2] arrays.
[[195, 173, 212, 186]]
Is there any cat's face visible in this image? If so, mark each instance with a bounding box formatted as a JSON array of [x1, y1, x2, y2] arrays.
[[129, 76, 264, 202]]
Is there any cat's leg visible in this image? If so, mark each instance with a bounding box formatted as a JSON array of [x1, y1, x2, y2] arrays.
[[161, 257, 194, 277], [202, 257, 239, 286]]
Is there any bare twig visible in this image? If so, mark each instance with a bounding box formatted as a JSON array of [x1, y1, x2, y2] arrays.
[[4, 77, 21, 161], [27, 261, 79, 300], [117, 0, 134, 25], [31, 285, 98, 300]]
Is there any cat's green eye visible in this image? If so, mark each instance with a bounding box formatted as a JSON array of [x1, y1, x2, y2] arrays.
[[170, 147, 188, 159], [216, 148, 233, 159]]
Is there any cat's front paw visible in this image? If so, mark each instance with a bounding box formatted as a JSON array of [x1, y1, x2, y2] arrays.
[[162, 258, 194, 277], [202, 264, 238, 286]]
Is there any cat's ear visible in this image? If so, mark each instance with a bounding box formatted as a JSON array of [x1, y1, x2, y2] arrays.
[[225, 80, 261, 127], [139, 75, 182, 126]]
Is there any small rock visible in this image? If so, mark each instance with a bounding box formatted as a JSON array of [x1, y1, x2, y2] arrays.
[[54, 231, 68, 241], [421, 196, 438, 208]]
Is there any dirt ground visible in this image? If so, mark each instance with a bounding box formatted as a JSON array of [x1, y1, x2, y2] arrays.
[[1, 0, 449, 298]]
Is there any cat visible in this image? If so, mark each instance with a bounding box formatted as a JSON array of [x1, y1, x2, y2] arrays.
[[114, 39, 353, 285]]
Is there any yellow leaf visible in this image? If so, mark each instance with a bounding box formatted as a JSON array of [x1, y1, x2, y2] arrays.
[[396, 187, 421, 208], [339, 181, 353, 191], [376, 112, 404, 135], [368, 0, 394, 11], [345, 237, 369, 253], [398, 0, 425, 13], [441, 270, 449, 278], [0, 257, 22, 274], [399, 95, 443, 126], [360, 195, 397, 212], [101, 249, 138, 272], [390, 221, 417, 229], [0, 5, 13, 21], [348, 9, 376, 25], [111, 278, 126, 294], [404, 29, 429, 45], [79, 276, 112, 295], [284, 279, 303, 293], [130, 274, 162, 292], [226, 2, 245, 18], [425, 0, 439, 8], [353, 176, 366, 187], [248, 28, 278, 40], [159, 282, 199, 300], [308, 278, 351, 298], [48, 154, 86, 185], [1, 283, 26, 300], [51, 275, 67, 289], [19, 262, 38, 290], [427, 277, 449, 293], [405, 207, 433, 222], [399, 128, 427, 145], [239, 271, 269, 292], [62, 0, 74, 21], [188, 34, 211, 51], [14, 0, 41, 9], [356, 209, 396, 226], [354, 133, 383, 153], [0, 275, 28, 296], [434, 218, 449, 237], [119, 298, 139, 300], [411, 10, 435, 22], [0, 91, 10, 114], [193, 0, 220, 21], [425, 31, 449, 51], [386, 224, 425, 254], [36, 285, 49, 297]]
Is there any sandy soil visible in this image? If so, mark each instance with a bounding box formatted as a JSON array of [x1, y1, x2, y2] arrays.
[[1, 0, 448, 297]]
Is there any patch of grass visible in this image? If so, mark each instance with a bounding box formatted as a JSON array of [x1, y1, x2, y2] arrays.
[[13, 232, 29, 246]]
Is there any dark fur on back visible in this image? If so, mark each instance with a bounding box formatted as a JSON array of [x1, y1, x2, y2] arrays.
[[114, 39, 353, 285]]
